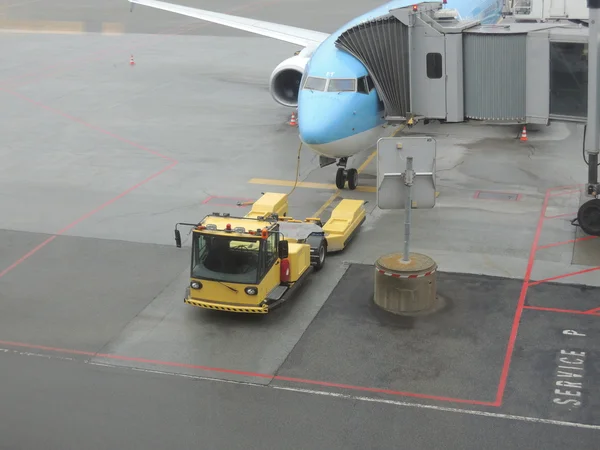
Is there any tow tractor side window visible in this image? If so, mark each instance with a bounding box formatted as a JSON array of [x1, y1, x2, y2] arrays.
[[265, 233, 277, 267]]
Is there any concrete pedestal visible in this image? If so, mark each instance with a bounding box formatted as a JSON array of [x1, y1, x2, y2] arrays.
[[374, 252, 438, 315]]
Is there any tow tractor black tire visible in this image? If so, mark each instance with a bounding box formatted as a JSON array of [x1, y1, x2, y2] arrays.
[[578, 198, 600, 236], [347, 168, 358, 190], [335, 168, 346, 190], [313, 240, 327, 271]]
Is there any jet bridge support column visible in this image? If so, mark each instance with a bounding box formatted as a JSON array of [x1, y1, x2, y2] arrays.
[[577, 0, 600, 236]]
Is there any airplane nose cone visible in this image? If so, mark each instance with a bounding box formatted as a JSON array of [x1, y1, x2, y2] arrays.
[[297, 94, 344, 146], [298, 108, 331, 146]]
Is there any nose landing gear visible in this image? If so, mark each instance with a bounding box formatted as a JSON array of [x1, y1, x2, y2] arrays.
[[335, 157, 358, 190]]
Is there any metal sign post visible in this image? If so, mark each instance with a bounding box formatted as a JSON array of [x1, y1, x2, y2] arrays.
[[373, 136, 438, 316], [576, 0, 600, 236], [377, 136, 437, 260], [402, 157, 414, 262], [585, 0, 600, 193]]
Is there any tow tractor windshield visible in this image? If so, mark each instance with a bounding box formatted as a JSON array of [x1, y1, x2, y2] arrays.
[[192, 233, 261, 284]]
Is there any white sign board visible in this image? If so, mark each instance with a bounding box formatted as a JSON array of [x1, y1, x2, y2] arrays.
[[376, 136, 437, 210]]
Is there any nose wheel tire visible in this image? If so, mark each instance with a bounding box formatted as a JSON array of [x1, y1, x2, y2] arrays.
[[335, 168, 359, 190], [577, 198, 600, 236], [335, 168, 346, 189], [347, 168, 358, 190]]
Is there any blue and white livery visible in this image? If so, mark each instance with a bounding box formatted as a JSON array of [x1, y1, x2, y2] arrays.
[[128, 0, 504, 189]]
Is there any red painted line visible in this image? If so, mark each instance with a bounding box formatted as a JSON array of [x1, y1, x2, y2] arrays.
[[543, 212, 577, 220], [0, 160, 177, 280], [202, 196, 256, 206], [528, 266, 600, 287], [270, 375, 495, 406], [0, 236, 57, 279], [0, 90, 178, 279], [524, 306, 600, 316], [7, 90, 174, 162], [0, 340, 97, 357], [549, 190, 581, 198], [548, 184, 584, 192], [585, 306, 600, 314], [0, 340, 495, 406], [537, 235, 598, 250], [494, 189, 551, 406]]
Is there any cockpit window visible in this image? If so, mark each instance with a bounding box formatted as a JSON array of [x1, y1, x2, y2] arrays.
[[303, 76, 327, 91], [327, 78, 356, 92]]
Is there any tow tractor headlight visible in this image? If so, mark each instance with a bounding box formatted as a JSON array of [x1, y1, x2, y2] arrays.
[[191, 281, 202, 289], [245, 287, 258, 295]]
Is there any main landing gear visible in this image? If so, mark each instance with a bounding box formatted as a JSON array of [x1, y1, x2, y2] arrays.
[[335, 157, 358, 190]]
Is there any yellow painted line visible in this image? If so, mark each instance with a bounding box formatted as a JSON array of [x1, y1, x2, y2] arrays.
[[355, 124, 405, 174], [249, 178, 377, 193], [357, 150, 377, 173], [0, 19, 84, 34], [312, 191, 339, 218], [256, 123, 410, 217], [1, 0, 44, 9], [102, 22, 124, 35]]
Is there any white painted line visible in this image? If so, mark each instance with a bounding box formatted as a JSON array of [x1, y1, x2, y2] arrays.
[[272, 386, 600, 431], [4, 348, 600, 430], [87, 361, 266, 388], [0, 347, 75, 362]]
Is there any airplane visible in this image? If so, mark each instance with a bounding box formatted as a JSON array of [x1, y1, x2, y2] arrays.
[[128, 0, 505, 189]]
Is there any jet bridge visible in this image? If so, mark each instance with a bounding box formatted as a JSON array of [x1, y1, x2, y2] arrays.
[[335, 2, 590, 125]]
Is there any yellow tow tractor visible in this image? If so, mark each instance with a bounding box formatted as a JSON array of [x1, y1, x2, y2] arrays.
[[173, 192, 366, 313]]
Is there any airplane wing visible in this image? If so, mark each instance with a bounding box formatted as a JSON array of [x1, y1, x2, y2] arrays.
[[128, 0, 330, 47]]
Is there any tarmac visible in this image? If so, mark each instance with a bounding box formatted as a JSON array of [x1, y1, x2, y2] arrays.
[[0, 0, 599, 448]]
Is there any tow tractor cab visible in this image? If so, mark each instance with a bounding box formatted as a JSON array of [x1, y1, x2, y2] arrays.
[[173, 192, 366, 314]]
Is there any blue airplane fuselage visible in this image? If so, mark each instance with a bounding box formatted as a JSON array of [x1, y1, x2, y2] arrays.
[[297, 0, 504, 159]]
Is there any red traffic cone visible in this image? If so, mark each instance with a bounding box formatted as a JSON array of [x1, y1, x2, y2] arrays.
[[130, 55, 135, 66], [520, 125, 528, 142], [289, 111, 298, 126]]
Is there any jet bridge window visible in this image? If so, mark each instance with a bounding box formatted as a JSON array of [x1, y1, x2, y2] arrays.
[[327, 78, 357, 92], [426, 53, 443, 79], [303, 76, 327, 91]]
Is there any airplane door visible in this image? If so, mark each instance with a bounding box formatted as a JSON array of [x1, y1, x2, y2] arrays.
[[423, 35, 447, 119], [410, 29, 447, 120]]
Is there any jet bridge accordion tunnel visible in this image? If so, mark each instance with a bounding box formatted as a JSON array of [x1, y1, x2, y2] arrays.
[[335, 2, 590, 125]]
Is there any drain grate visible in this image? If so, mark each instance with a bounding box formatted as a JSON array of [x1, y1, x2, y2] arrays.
[[202, 196, 255, 207], [474, 191, 521, 201]]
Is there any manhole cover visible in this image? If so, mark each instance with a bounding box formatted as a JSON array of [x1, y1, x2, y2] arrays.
[[474, 191, 521, 201]]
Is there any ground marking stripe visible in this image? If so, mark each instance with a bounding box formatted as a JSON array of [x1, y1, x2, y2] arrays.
[[5, 347, 600, 431], [272, 386, 600, 431]]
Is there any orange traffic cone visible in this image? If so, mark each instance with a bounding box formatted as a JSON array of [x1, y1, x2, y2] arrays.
[[520, 125, 528, 142], [289, 111, 297, 126], [130, 55, 135, 66]]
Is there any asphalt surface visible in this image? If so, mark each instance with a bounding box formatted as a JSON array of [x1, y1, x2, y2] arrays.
[[1, 350, 598, 450], [0, 0, 389, 36], [0, 0, 599, 448]]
